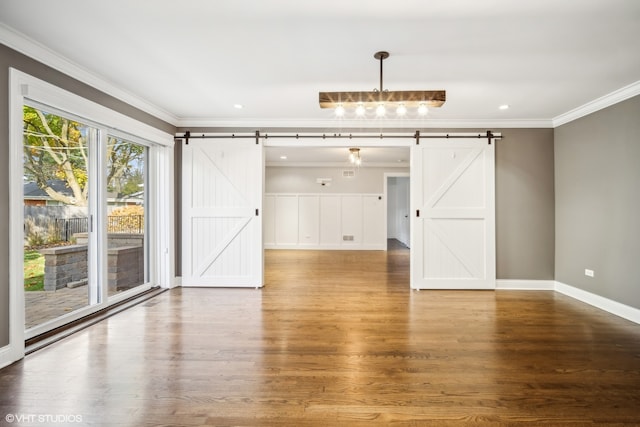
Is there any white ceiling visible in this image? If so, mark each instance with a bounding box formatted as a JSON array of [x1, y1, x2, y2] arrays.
[[1, 0, 639, 129], [265, 146, 410, 167]]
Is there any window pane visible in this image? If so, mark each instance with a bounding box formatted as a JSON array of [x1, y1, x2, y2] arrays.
[[106, 136, 147, 298], [23, 105, 94, 329]]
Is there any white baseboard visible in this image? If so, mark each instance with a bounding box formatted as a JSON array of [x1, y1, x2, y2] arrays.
[[496, 280, 555, 290], [496, 280, 640, 325], [171, 276, 182, 288], [555, 281, 640, 325], [158, 275, 640, 324], [171, 271, 640, 323], [0, 345, 21, 370], [0, 346, 11, 370]]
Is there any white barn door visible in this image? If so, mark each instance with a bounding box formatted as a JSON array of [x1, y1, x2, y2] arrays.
[[182, 139, 263, 287], [411, 139, 495, 289]]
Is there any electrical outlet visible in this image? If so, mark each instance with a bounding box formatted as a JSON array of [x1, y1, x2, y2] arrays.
[[585, 269, 595, 278]]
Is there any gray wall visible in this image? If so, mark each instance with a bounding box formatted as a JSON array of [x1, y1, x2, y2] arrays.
[[495, 129, 555, 280], [0, 43, 175, 347], [555, 95, 640, 310], [266, 166, 408, 194]]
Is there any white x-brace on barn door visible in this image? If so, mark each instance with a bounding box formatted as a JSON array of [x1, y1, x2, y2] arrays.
[[182, 139, 263, 287], [411, 138, 495, 289]]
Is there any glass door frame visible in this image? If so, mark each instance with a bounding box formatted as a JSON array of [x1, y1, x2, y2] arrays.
[[104, 131, 152, 303], [7, 69, 175, 364]]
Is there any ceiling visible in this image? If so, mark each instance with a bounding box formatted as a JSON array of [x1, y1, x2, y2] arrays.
[[265, 146, 409, 167], [1, 0, 639, 130]]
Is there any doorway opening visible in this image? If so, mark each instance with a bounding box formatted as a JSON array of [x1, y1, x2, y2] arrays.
[[262, 143, 412, 287], [385, 174, 410, 250]]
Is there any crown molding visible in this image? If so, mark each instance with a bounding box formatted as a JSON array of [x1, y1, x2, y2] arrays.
[[176, 117, 552, 129], [4, 22, 636, 130], [552, 80, 640, 127], [0, 23, 178, 126]]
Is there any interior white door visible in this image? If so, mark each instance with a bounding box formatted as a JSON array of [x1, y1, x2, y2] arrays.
[[411, 139, 495, 289], [182, 139, 263, 287]]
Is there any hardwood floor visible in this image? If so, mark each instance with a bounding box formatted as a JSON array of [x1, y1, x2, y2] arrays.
[[1, 247, 640, 426]]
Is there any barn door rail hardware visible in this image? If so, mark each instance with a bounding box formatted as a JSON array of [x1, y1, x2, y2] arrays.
[[175, 130, 501, 144]]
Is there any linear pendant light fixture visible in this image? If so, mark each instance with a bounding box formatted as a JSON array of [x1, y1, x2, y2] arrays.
[[319, 51, 446, 117]]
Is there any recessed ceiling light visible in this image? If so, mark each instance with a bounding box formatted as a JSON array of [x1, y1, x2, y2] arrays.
[[280, 155, 287, 160], [499, 104, 510, 110], [233, 104, 244, 109]]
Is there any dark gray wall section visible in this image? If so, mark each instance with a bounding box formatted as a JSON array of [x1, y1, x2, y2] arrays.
[[0, 43, 175, 347], [555, 95, 640, 309], [495, 129, 555, 280]]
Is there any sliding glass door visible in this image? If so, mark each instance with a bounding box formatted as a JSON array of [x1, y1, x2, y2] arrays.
[[105, 136, 148, 298], [22, 108, 152, 335], [23, 105, 97, 330], [7, 69, 173, 367]]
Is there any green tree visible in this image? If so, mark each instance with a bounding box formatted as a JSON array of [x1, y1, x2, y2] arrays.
[[23, 106, 88, 205], [23, 106, 144, 206], [118, 169, 145, 196], [106, 138, 145, 197]]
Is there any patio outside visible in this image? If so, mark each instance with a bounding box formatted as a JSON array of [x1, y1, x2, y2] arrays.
[[24, 210, 146, 330]]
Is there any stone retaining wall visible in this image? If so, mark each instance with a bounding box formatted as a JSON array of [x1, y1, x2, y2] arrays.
[[40, 244, 144, 292], [108, 246, 144, 291], [40, 245, 87, 291]]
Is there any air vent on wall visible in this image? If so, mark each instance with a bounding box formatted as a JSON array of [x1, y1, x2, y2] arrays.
[[342, 170, 355, 178]]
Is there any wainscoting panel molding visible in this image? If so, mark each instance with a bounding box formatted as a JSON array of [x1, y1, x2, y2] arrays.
[[265, 193, 386, 250]]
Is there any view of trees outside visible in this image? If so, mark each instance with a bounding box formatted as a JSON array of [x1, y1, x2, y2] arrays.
[[23, 105, 145, 206]]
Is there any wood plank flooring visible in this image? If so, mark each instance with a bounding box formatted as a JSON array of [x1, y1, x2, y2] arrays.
[[1, 246, 640, 426]]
